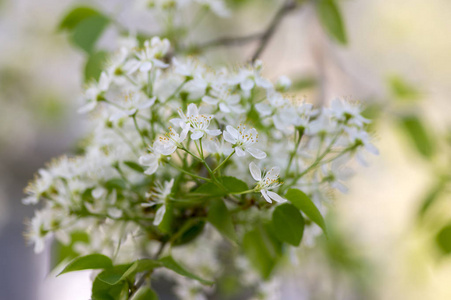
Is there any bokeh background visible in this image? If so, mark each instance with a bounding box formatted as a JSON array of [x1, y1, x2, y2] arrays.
[[1, 0, 451, 299]]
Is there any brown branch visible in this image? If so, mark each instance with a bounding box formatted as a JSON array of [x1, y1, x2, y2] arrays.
[[250, 0, 298, 62]]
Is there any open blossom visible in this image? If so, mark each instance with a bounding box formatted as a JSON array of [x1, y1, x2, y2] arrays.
[[143, 179, 174, 226], [110, 93, 156, 121], [170, 103, 221, 140], [329, 98, 370, 128], [202, 90, 245, 114], [223, 125, 266, 159], [124, 37, 170, 74], [249, 162, 286, 203], [139, 152, 160, 175], [78, 72, 111, 113], [153, 126, 189, 155]]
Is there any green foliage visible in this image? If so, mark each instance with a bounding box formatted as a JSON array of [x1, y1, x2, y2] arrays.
[[242, 223, 282, 279], [285, 189, 327, 234], [123, 161, 146, 173], [131, 287, 158, 300], [194, 176, 248, 196], [59, 254, 113, 275], [172, 219, 206, 246], [436, 223, 451, 255], [71, 15, 110, 53], [51, 231, 89, 269], [290, 76, 317, 91], [158, 203, 174, 233], [58, 6, 102, 31], [85, 51, 109, 83], [207, 198, 238, 243], [98, 264, 135, 285], [417, 177, 449, 218], [389, 75, 420, 101], [105, 178, 127, 191], [399, 114, 435, 158], [316, 0, 347, 44], [159, 256, 215, 285], [92, 275, 129, 300], [272, 203, 304, 246]]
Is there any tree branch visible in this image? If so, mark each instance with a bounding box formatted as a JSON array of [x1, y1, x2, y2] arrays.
[[251, 0, 297, 62]]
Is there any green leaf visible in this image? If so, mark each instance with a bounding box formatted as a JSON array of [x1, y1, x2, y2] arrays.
[[272, 203, 305, 246], [242, 224, 282, 279], [98, 259, 163, 286], [71, 15, 110, 53], [193, 176, 248, 196], [85, 51, 109, 83], [105, 178, 127, 191], [399, 114, 435, 158], [172, 219, 206, 246], [158, 202, 174, 234], [291, 76, 317, 91], [92, 275, 129, 300], [51, 231, 89, 270], [436, 223, 451, 255], [389, 75, 421, 101], [159, 256, 214, 285], [123, 161, 145, 173], [58, 6, 102, 31], [285, 189, 327, 234], [316, 0, 347, 44], [131, 287, 158, 300], [207, 199, 238, 243], [220, 176, 248, 193], [59, 254, 113, 276], [417, 177, 449, 218]]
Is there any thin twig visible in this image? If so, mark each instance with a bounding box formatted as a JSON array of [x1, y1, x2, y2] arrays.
[[251, 0, 297, 62], [198, 33, 264, 49]]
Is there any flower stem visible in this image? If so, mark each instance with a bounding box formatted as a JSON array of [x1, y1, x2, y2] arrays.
[[213, 150, 235, 174]]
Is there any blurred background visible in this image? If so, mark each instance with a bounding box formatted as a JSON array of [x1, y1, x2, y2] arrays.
[[1, 0, 451, 299]]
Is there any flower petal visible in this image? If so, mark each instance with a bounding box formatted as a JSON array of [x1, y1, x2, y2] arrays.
[[191, 130, 204, 140], [223, 130, 237, 144], [249, 162, 262, 181], [261, 190, 272, 203], [226, 125, 239, 139], [246, 147, 267, 159], [266, 191, 286, 203], [153, 205, 166, 226], [206, 129, 222, 136]]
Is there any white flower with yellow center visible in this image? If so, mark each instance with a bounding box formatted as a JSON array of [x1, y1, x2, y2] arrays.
[[125, 37, 170, 74], [142, 179, 174, 226], [170, 103, 221, 140], [249, 162, 286, 203], [154, 126, 189, 155], [223, 125, 266, 159]]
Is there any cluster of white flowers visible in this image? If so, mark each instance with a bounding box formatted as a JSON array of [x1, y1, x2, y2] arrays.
[[24, 37, 376, 299]]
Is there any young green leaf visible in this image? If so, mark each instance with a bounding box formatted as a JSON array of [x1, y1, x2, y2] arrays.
[[207, 198, 238, 243], [58, 254, 113, 276], [85, 51, 109, 83], [97, 264, 134, 285], [123, 161, 146, 173], [71, 15, 110, 53], [131, 286, 158, 300], [92, 274, 129, 300], [399, 114, 435, 159], [220, 176, 248, 193], [58, 6, 102, 31], [159, 256, 214, 285], [272, 203, 304, 246], [285, 189, 327, 234], [316, 0, 347, 45], [242, 224, 281, 279], [436, 223, 451, 255], [104, 178, 127, 191]]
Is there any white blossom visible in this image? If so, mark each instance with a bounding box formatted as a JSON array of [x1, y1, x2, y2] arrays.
[[249, 162, 286, 203]]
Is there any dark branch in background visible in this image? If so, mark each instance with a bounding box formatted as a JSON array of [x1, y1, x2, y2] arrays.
[[192, 0, 299, 62], [250, 0, 298, 62], [197, 33, 264, 49]]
